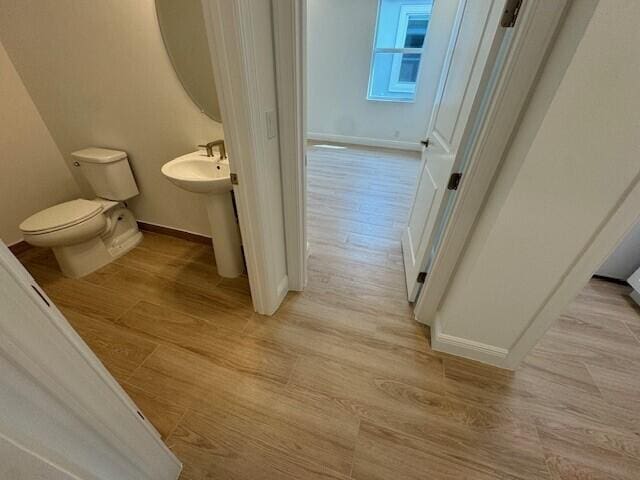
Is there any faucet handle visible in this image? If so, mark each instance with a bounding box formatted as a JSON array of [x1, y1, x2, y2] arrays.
[[198, 144, 214, 157], [197, 140, 226, 159]]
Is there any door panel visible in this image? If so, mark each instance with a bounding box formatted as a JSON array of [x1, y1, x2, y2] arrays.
[[406, 166, 438, 265], [0, 242, 181, 480], [402, 0, 506, 300], [0, 434, 76, 480], [403, 134, 454, 300], [433, 0, 497, 147]]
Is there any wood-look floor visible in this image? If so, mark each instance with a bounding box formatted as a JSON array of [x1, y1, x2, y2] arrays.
[[16, 144, 640, 480]]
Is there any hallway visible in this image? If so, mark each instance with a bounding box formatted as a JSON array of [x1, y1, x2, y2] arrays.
[[14, 144, 640, 480], [305, 143, 421, 320]]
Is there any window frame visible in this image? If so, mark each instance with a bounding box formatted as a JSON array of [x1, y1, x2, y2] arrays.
[[389, 6, 430, 93], [367, 0, 431, 103]]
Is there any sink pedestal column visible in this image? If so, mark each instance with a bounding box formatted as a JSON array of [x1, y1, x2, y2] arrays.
[[205, 193, 244, 278]]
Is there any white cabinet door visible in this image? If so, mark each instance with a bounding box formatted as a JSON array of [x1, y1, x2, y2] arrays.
[[0, 241, 181, 480], [402, 0, 508, 300]]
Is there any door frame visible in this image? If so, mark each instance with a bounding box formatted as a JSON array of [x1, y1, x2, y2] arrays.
[[202, 0, 291, 314], [415, 0, 569, 327], [274, 0, 568, 320], [273, 0, 308, 291], [208, 0, 569, 318]]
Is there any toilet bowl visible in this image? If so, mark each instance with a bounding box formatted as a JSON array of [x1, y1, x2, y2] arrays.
[[20, 147, 143, 278]]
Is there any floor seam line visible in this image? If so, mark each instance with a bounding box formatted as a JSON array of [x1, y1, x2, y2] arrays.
[[113, 298, 143, 325], [164, 407, 190, 444], [622, 319, 640, 345], [124, 343, 160, 384]]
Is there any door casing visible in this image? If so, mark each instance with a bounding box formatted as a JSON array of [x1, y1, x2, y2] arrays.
[[210, 0, 569, 323], [415, 0, 569, 329]]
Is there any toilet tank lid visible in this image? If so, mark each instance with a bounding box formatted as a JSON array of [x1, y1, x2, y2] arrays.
[[72, 147, 127, 164]]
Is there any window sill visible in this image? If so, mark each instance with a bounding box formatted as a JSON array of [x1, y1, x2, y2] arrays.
[[366, 96, 417, 104]]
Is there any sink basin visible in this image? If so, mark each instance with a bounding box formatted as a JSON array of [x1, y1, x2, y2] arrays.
[[161, 150, 243, 278], [161, 151, 231, 194]]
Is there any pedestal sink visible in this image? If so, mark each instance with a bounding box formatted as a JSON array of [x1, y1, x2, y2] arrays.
[[161, 151, 243, 278]]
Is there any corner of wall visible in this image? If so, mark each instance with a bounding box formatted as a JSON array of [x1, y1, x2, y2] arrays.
[[0, 39, 80, 245], [431, 315, 511, 369]]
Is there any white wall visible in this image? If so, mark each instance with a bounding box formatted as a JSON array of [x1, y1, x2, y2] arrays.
[[306, 0, 459, 150], [0, 41, 80, 246], [0, 0, 224, 237], [433, 0, 640, 367]]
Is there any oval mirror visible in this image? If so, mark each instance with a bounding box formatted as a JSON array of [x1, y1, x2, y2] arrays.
[[155, 0, 221, 122]]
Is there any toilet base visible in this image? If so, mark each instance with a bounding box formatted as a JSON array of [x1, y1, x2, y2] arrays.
[[53, 207, 142, 279]]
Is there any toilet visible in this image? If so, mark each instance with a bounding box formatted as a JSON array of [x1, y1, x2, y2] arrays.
[[20, 147, 143, 278]]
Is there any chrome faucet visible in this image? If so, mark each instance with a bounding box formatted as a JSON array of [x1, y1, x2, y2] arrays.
[[198, 139, 226, 159]]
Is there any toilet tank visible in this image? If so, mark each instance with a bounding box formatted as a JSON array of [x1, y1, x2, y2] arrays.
[[72, 148, 139, 201]]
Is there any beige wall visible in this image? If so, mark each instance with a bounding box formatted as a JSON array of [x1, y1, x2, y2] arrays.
[[0, 41, 79, 246], [0, 0, 223, 237], [434, 0, 640, 364], [306, 0, 459, 149]]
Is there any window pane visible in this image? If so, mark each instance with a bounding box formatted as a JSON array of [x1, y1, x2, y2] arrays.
[[398, 53, 421, 82], [404, 17, 429, 48], [368, 0, 433, 102], [369, 52, 419, 102], [373, 0, 433, 49]]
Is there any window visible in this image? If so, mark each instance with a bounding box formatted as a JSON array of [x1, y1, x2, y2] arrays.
[[367, 0, 432, 102]]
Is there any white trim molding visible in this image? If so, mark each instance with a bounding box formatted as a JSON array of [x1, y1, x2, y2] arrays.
[[202, 0, 289, 314], [273, 0, 308, 291], [431, 316, 509, 367], [308, 132, 422, 152], [414, 0, 569, 326], [277, 274, 290, 301]]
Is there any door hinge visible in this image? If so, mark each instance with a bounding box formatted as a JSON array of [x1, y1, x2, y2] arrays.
[[421, 138, 430, 148], [230, 173, 239, 185], [447, 172, 462, 190], [417, 272, 427, 283], [501, 0, 523, 28]]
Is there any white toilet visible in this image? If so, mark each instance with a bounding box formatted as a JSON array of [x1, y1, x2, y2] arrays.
[[20, 147, 143, 278]]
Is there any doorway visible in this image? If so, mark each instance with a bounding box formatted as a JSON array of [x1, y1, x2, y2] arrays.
[[305, 143, 419, 317], [304, 0, 461, 305], [303, 0, 516, 310], [209, 0, 569, 360]]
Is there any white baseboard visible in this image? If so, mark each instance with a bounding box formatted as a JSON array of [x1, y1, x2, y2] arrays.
[[267, 274, 289, 315], [431, 317, 510, 369], [308, 132, 422, 152]]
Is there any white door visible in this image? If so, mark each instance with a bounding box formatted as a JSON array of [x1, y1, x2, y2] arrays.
[[402, 0, 509, 300], [0, 241, 181, 480]]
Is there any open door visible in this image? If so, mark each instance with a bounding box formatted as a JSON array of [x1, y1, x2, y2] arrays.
[[0, 241, 181, 479], [402, 0, 509, 300]]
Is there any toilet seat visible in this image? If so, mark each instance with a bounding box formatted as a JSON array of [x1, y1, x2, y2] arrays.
[[18, 146, 142, 278], [20, 199, 103, 235]]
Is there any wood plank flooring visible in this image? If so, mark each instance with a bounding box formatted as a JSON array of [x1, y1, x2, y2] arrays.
[[16, 144, 640, 480]]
